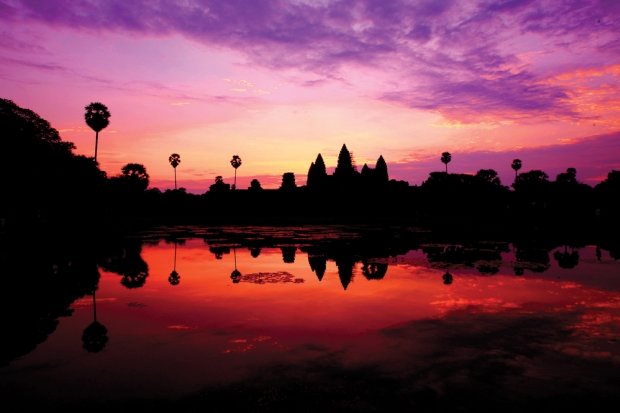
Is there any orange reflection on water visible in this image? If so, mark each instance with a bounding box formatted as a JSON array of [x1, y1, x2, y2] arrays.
[[96, 240, 620, 338], [5, 239, 620, 405]]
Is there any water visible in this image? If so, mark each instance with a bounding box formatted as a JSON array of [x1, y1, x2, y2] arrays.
[[2, 226, 620, 411]]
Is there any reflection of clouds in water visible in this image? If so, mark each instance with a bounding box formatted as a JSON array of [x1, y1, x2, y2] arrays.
[[127, 301, 147, 308], [371, 307, 620, 391], [167, 324, 195, 330], [223, 335, 275, 354], [240, 272, 304, 284], [186, 306, 620, 410], [430, 297, 520, 313], [72, 297, 118, 308], [565, 298, 620, 363]]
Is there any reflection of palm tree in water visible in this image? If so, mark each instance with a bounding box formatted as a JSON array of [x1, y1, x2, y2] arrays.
[[230, 247, 242, 283], [82, 288, 108, 353], [169, 240, 181, 286], [361, 260, 388, 280], [442, 272, 453, 285]]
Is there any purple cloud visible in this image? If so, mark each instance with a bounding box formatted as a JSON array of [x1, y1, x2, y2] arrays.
[[382, 71, 577, 122], [2, 0, 619, 121], [0, 55, 66, 72]]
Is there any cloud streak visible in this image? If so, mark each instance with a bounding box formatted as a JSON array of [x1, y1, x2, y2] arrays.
[[2, 0, 619, 121]]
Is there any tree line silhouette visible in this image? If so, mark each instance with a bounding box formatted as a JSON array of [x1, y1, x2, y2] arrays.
[[1, 97, 619, 234]]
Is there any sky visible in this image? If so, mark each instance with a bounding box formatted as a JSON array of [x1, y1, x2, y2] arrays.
[[1, 0, 619, 191]]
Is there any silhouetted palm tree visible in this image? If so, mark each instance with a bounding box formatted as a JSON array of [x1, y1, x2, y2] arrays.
[[441, 152, 451, 173], [511, 159, 522, 181], [442, 272, 453, 285], [168, 153, 181, 190], [230, 155, 242, 190], [84, 102, 111, 162]]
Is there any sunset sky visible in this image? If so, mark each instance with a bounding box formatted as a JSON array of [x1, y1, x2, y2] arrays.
[[1, 0, 619, 191]]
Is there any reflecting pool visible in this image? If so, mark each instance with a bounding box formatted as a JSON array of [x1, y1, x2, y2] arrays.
[[2, 226, 620, 411]]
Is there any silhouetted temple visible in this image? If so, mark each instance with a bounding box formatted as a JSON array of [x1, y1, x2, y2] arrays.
[[307, 144, 389, 190]]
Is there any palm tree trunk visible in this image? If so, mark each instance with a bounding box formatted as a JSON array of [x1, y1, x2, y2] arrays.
[[445, 164, 448, 173], [94, 131, 99, 162], [173, 241, 177, 271], [92, 289, 97, 323], [174, 168, 177, 190], [234, 169, 237, 190]]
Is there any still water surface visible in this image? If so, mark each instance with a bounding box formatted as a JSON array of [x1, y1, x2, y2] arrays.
[[2, 226, 620, 410]]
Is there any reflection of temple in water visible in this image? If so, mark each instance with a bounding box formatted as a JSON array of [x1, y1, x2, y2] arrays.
[[281, 246, 296, 263], [308, 254, 327, 281], [187, 230, 617, 290], [305, 248, 391, 290], [335, 256, 355, 290]]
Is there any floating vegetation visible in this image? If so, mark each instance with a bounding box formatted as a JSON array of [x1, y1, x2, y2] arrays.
[[240, 271, 304, 284]]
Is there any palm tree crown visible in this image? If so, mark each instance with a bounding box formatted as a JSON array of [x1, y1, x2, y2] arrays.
[[84, 102, 110, 132], [230, 155, 242, 190], [169, 153, 181, 168], [441, 152, 452, 173], [511, 158, 522, 180], [230, 155, 242, 169]]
